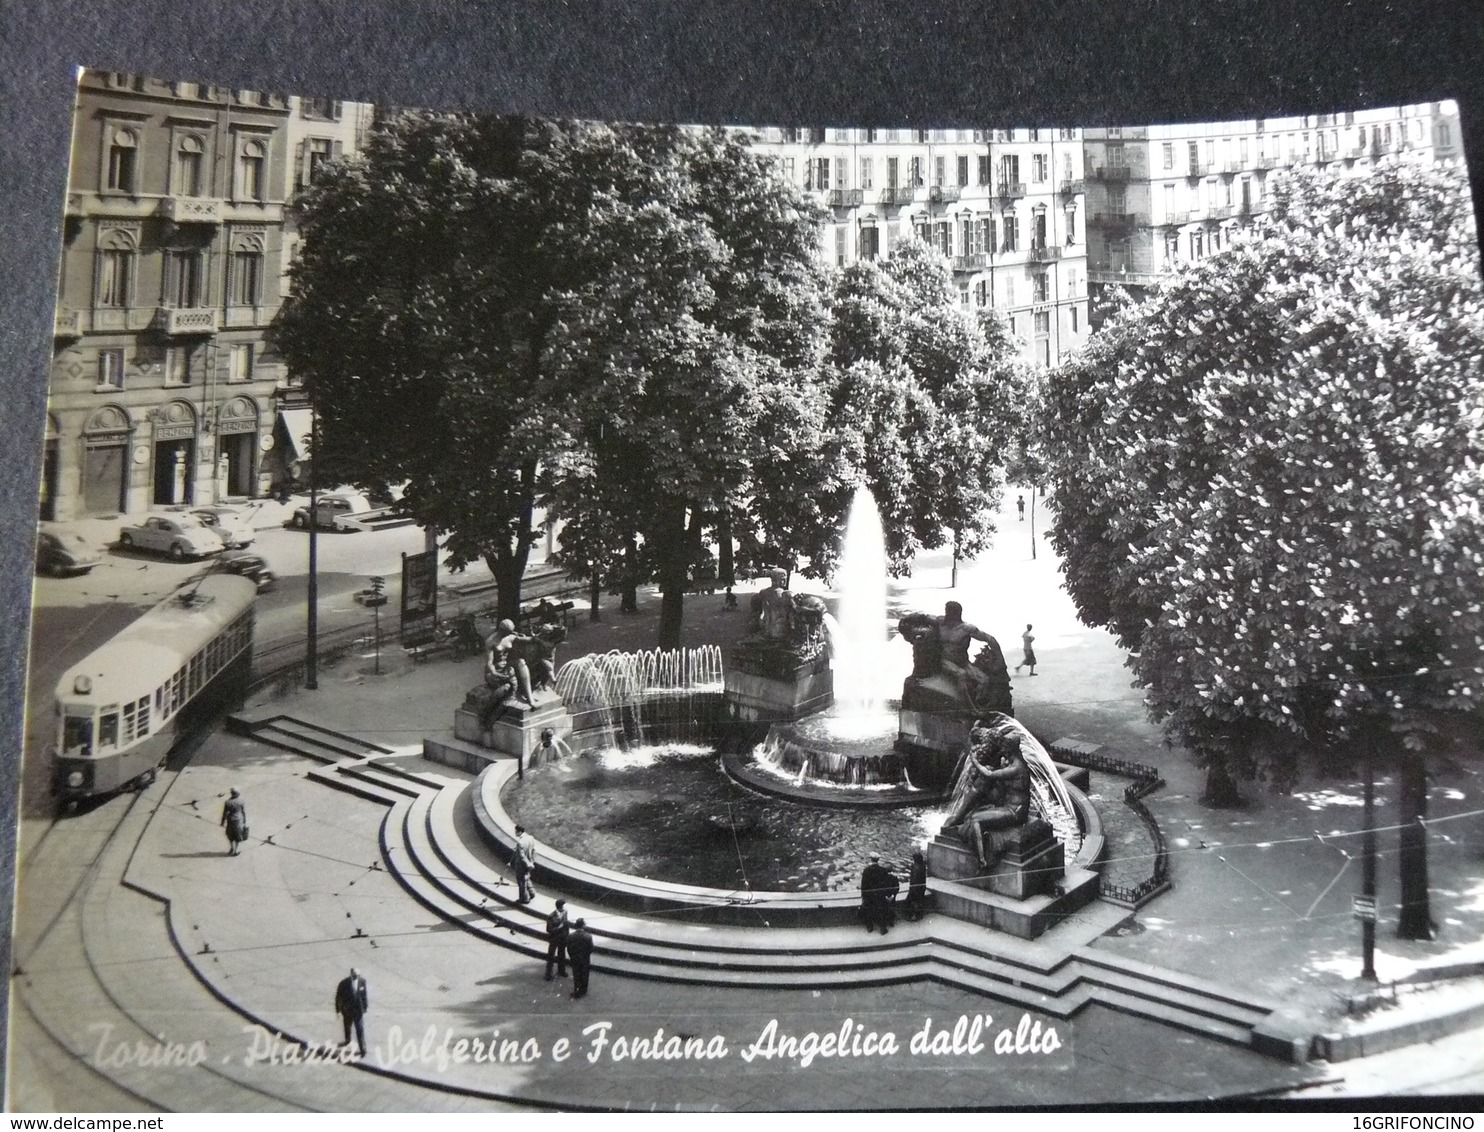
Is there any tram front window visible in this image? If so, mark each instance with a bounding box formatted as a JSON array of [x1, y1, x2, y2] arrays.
[[62, 712, 94, 757], [98, 708, 119, 749]]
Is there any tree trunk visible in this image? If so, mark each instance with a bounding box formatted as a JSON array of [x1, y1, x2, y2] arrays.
[[1201, 759, 1244, 809], [655, 501, 690, 650], [1396, 747, 1435, 940], [620, 531, 638, 613], [718, 512, 735, 589], [488, 461, 538, 623], [588, 574, 602, 621]]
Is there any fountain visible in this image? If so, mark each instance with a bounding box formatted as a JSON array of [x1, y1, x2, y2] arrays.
[[556, 646, 724, 751], [477, 487, 1104, 938]]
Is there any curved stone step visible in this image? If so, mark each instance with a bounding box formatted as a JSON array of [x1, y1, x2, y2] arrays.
[[396, 787, 1102, 1015]]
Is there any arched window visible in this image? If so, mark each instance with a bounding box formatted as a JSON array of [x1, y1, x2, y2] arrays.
[[175, 135, 204, 196], [238, 139, 266, 200], [107, 128, 138, 193], [96, 228, 137, 308]]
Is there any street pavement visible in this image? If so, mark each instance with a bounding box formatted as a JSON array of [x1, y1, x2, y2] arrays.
[[9, 492, 1484, 1109]]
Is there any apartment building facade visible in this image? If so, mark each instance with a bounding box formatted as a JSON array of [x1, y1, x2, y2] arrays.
[[745, 127, 1091, 368], [45, 70, 372, 521], [1082, 102, 1463, 318]]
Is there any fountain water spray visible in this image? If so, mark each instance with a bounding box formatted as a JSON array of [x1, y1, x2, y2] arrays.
[[828, 484, 892, 722], [556, 647, 724, 749]]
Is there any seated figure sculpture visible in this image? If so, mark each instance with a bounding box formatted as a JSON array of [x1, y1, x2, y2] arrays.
[[486, 619, 534, 707], [898, 602, 1012, 716], [940, 722, 1032, 870], [737, 569, 828, 670]]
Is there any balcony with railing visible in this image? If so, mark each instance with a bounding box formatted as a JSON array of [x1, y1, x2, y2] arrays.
[[1089, 212, 1137, 233], [996, 181, 1027, 200], [828, 188, 865, 207], [155, 307, 218, 335], [54, 309, 84, 338], [879, 186, 918, 206], [1159, 209, 1196, 226], [929, 184, 961, 203], [1209, 203, 1238, 219], [1253, 154, 1277, 170], [1089, 165, 1131, 182], [160, 196, 222, 224], [1220, 159, 1244, 175], [1025, 244, 1063, 262], [951, 252, 991, 272], [1185, 160, 1214, 178], [1058, 178, 1085, 195]]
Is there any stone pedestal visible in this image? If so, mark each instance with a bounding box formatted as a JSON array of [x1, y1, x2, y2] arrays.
[[454, 687, 573, 760], [926, 818, 1064, 900], [724, 650, 832, 722]]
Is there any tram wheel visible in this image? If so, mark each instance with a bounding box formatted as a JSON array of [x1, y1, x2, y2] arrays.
[[170, 543, 186, 561], [119, 532, 133, 549]]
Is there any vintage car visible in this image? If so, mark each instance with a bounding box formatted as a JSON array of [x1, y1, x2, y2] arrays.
[[189, 505, 256, 549], [35, 526, 102, 576], [118, 514, 224, 559], [289, 494, 369, 533], [215, 548, 276, 592]]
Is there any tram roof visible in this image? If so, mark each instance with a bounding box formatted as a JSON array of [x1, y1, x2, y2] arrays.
[[56, 575, 257, 707]]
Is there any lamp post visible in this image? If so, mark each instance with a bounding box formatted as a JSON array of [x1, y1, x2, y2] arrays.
[[305, 409, 319, 690]]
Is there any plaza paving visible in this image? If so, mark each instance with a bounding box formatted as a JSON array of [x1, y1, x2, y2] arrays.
[[10, 496, 1484, 1109]]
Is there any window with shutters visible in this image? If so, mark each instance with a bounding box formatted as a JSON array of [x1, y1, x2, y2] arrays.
[[860, 157, 873, 190], [860, 226, 879, 260], [165, 251, 204, 308], [956, 154, 968, 186], [237, 139, 266, 200], [977, 155, 990, 185]]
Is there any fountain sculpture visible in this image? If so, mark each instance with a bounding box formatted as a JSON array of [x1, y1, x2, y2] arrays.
[[468, 486, 1102, 938]]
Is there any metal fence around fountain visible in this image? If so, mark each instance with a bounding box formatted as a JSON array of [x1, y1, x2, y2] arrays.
[[556, 646, 726, 749], [1049, 744, 1171, 906]]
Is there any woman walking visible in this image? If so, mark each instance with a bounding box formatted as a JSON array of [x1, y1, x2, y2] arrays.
[[1014, 624, 1037, 676], [221, 787, 248, 855]]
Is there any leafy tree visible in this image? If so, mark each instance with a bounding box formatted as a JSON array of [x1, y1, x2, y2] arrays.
[[537, 125, 834, 647], [272, 112, 595, 620], [828, 240, 1028, 573], [1042, 158, 1484, 938]]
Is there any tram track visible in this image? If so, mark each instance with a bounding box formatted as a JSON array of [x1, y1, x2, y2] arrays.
[[12, 767, 318, 1112]]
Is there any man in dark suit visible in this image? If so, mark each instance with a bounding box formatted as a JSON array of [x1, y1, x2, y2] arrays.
[[545, 899, 570, 981], [860, 854, 897, 935], [334, 967, 369, 1056], [567, 918, 594, 999]]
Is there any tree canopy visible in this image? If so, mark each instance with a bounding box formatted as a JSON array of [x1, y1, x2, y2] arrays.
[[1041, 157, 1484, 936]]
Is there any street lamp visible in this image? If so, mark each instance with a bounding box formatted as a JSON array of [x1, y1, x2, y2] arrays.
[[305, 409, 319, 690]]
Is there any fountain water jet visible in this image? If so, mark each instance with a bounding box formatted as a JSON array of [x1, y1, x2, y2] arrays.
[[556, 646, 724, 751], [830, 484, 892, 719]]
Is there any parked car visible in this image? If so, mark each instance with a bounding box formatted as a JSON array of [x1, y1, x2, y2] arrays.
[[35, 526, 102, 576], [213, 549, 276, 592], [189, 505, 256, 549], [118, 515, 224, 559], [290, 495, 367, 532]]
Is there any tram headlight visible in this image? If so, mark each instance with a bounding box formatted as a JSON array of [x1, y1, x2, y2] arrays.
[[66, 770, 84, 788]]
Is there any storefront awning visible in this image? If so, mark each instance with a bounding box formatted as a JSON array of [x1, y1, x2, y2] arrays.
[[277, 409, 314, 460]]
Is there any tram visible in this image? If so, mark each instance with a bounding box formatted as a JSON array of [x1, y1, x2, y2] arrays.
[[51, 574, 257, 808]]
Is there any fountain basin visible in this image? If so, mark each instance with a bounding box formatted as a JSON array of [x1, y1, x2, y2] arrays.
[[474, 742, 1105, 929]]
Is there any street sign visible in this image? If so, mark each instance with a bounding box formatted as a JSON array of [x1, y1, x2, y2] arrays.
[[1353, 895, 1378, 922]]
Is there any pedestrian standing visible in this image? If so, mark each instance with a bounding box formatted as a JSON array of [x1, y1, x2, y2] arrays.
[[513, 824, 536, 903], [544, 899, 570, 981], [567, 918, 594, 999], [860, 854, 896, 935], [1014, 624, 1037, 676], [221, 788, 248, 855], [334, 967, 369, 1056], [1016, 494, 1025, 521], [905, 850, 929, 921]]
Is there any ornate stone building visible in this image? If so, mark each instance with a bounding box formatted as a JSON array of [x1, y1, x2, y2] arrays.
[[744, 127, 1091, 368], [45, 71, 372, 520], [1082, 102, 1464, 319]]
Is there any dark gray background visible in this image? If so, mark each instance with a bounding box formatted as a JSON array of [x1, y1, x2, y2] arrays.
[[3, 0, 1482, 1107]]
